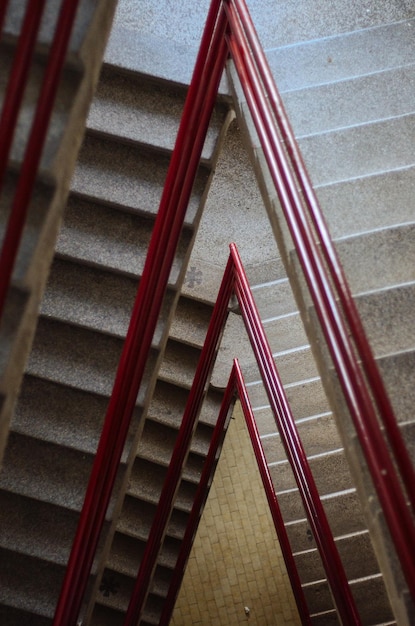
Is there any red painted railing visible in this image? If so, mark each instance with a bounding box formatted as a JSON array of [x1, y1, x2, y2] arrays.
[[126, 243, 359, 625], [0, 0, 81, 318]]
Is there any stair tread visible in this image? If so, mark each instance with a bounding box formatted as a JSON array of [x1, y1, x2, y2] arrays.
[[377, 349, 415, 426], [87, 66, 227, 163], [283, 63, 415, 138], [117, 496, 187, 542], [299, 112, 415, 187], [70, 133, 209, 225], [169, 297, 213, 348], [268, 18, 415, 93], [158, 339, 201, 389], [56, 195, 191, 284]]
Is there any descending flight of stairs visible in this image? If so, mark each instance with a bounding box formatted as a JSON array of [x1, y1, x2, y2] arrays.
[[229, 12, 415, 626], [1, 2, 414, 625]]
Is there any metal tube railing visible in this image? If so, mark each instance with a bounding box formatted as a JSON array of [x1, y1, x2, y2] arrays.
[[0, 0, 81, 319], [53, 2, 228, 623], [225, 0, 415, 596]]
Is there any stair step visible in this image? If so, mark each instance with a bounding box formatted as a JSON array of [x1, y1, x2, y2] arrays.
[[261, 411, 342, 463], [42, 256, 175, 345], [169, 296, 213, 348], [271, 448, 353, 496], [250, 376, 330, 426], [0, 605, 52, 626], [241, 344, 319, 388], [281, 487, 364, 529], [107, 532, 180, 577], [0, 547, 64, 619], [335, 222, 415, 295], [251, 277, 297, 320], [300, 113, 415, 187], [87, 66, 227, 164], [283, 64, 415, 138], [377, 349, 415, 425], [268, 18, 415, 93], [70, 133, 209, 226], [316, 164, 415, 239], [11, 374, 140, 456], [0, 490, 78, 567], [354, 282, 415, 357], [295, 531, 379, 585], [128, 458, 197, 511], [117, 496, 188, 542], [0, 432, 94, 511], [0, 284, 29, 377], [303, 574, 393, 623], [56, 194, 192, 285], [159, 339, 201, 389]]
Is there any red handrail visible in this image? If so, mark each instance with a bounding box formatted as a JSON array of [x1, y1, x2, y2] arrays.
[[126, 244, 360, 625], [159, 359, 311, 626], [0, 0, 81, 320], [53, 2, 228, 623], [225, 0, 415, 596]]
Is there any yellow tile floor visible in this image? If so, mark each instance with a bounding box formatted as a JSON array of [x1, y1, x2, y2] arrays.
[[171, 401, 301, 625]]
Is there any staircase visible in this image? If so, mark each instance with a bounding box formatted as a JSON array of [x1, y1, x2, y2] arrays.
[[0, 20, 233, 626], [228, 9, 415, 626], [0, 2, 414, 625]]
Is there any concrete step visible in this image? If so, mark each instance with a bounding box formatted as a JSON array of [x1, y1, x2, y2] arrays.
[[303, 573, 393, 624], [271, 448, 353, 496], [0, 432, 94, 511], [250, 375, 330, 425], [0, 490, 78, 567], [11, 374, 140, 455], [117, 495, 188, 543], [87, 66, 228, 165], [240, 344, 319, 388], [158, 339, 201, 389], [354, 282, 415, 357], [334, 222, 415, 295], [295, 530, 379, 585], [268, 18, 415, 93], [285, 489, 367, 552], [128, 458, 197, 512], [56, 195, 192, 285], [0, 547, 63, 620], [261, 411, 342, 463], [299, 113, 415, 187], [377, 349, 415, 426], [283, 64, 415, 138], [251, 277, 297, 320], [169, 296, 213, 348], [316, 165, 415, 240], [70, 133, 210, 226], [41, 256, 175, 346]]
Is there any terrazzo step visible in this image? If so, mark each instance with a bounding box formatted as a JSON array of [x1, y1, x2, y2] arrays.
[[117, 496, 189, 542], [268, 18, 415, 93], [41, 256, 175, 346], [294, 530, 379, 585], [56, 195, 192, 286], [169, 296, 213, 348], [377, 349, 415, 426], [240, 344, 319, 388], [0, 46, 81, 176], [261, 411, 342, 463], [250, 277, 297, 320], [70, 133, 210, 226], [11, 374, 140, 455], [0, 548, 64, 620], [271, 448, 353, 496], [334, 222, 415, 295], [87, 65, 228, 165], [282, 63, 415, 138], [158, 339, 202, 389], [303, 574, 393, 624]]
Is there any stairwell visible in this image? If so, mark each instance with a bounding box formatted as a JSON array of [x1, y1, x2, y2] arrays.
[[0, 1, 414, 625]]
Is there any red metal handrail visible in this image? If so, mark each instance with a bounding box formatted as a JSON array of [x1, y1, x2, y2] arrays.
[[53, 2, 228, 624], [0, 0, 81, 319], [159, 359, 311, 626], [125, 243, 360, 626], [225, 0, 415, 595]]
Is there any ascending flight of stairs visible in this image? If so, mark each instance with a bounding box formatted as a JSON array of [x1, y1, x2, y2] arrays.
[[229, 10, 415, 626], [0, 20, 233, 625]]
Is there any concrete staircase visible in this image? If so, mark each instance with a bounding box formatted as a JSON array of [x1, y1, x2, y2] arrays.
[[0, 24, 233, 626], [229, 11, 415, 626]]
